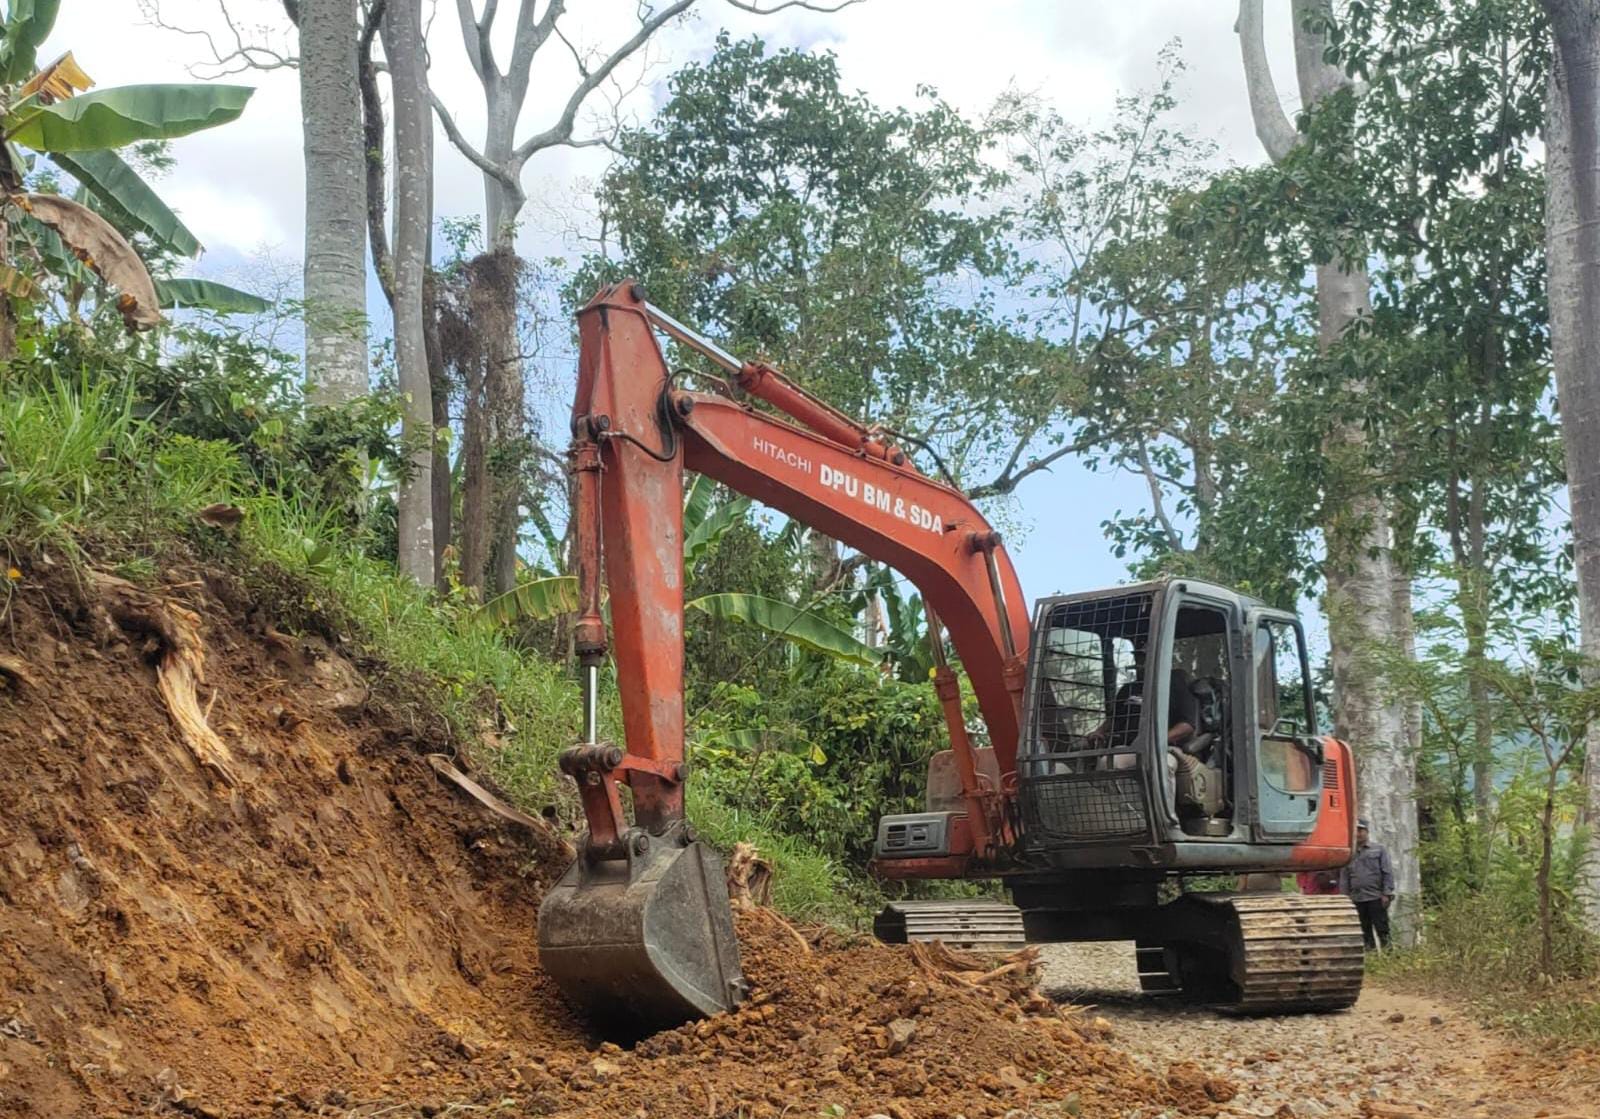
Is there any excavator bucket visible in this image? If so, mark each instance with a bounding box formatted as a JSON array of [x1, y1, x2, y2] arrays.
[[537, 835, 746, 1037]]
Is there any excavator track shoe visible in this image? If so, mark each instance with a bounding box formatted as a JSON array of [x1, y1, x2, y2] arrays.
[[538, 832, 746, 1037], [874, 899, 1027, 951], [1222, 892, 1365, 1013], [1145, 892, 1365, 1014]]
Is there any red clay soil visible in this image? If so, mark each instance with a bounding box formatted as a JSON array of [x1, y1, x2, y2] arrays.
[[0, 564, 1224, 1118]]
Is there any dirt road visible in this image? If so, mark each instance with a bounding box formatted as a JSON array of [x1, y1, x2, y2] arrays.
[[1040, 943, 1596, 1119]]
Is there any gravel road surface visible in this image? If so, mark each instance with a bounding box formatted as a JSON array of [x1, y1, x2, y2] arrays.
[[1038, 942, 1596, 1119]]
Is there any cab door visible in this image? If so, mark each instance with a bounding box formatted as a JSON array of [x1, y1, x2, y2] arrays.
[[1248, 611, 1323, 842]]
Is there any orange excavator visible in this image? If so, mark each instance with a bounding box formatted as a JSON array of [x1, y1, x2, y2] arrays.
[[537, 283, 1365, 1036]]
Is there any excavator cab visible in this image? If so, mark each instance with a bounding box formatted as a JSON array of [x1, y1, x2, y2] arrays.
[[1016, 580, 1247, 853], [1003, 577, 1333, 862]]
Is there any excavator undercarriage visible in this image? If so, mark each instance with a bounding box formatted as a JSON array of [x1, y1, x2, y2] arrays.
[[877, 890, 1364, 1015]]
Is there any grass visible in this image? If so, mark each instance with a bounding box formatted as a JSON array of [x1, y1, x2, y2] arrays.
[[1365, 895, 1600, 1052], [1368, 950, 1600, 1051], [1, 373, 870, 923]]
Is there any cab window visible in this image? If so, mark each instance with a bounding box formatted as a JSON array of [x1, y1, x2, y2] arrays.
[[1254, 619, 1318, 793]]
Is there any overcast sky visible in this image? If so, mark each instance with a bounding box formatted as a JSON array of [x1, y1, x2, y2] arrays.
[[46, 1, 1304, 599]]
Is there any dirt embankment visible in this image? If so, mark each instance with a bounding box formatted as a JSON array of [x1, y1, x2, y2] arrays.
[[0, 566, 583, 1117], [0, 565, 1221, 1119]]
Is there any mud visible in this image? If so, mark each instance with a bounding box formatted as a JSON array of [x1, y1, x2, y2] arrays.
[[0, 569, 1219, 1118]]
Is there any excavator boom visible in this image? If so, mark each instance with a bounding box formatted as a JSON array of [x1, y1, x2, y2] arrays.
[[539, 282, 1030, 1032]]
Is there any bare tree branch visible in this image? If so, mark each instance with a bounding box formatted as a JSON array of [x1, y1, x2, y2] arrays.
[[140, 0, 298, 76], [456, 0, 493, 80], [510, 0, 694, 164], [1137, 441, 1185, 552], [507, 0, 567, 102], [969, 433, 1101, 500], [1235, 0, 1299, 163], [723, 0, 860, 10], [360, 0, 394, 306], [410, 74, 522, 192]]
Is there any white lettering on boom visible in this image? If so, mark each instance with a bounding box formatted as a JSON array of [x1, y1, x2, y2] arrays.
[[752, 435, 812, 475], [750, 435, 944, 535], [819, 463, 943, 535]]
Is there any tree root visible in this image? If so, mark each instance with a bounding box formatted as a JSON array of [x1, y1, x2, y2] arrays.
[[726, 841, 774, 908], [0, 653, 36, 692], [425, 753, 575, 860], [91, 572, 239, 786], [910, 940, 1041, 990]]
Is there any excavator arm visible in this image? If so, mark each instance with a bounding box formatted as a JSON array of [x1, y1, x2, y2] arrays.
[[540, 282, 1030, 1032]]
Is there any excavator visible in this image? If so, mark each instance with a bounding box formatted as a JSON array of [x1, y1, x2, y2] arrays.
[[537, 282, 1366, 1037]]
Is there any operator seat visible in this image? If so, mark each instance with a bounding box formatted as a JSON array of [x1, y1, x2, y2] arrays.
[[1167, 668, 1229, 830], [1166, 667, 1200, 748]]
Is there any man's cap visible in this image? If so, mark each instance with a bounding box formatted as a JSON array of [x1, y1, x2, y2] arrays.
[[1357, 818, 1371, 830]]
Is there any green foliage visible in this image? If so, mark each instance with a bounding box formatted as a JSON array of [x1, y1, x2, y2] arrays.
[[13, 323, 405, 532], [571, 33, 1045, 491], [0, 370, 141, 558], [5, 83, 253, 152], [693, 667, 943, 868]]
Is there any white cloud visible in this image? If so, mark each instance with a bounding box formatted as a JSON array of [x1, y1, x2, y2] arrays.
[[45, 1, 1299, 262]]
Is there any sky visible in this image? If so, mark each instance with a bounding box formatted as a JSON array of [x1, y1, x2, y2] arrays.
[[43, 0, 1305, 603]]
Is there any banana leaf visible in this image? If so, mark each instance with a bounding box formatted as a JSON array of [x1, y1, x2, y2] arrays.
[[689, 592, 879, 666], [479, 574, 580, 624], [52, 148, 201, 257], [156, 277, 271, 314], [684, 494, 752, 567], [7, 84, 253, 152]]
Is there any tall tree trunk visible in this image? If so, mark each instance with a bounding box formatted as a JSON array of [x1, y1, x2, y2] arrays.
[[424, 267, 452, 590], [1542, 0, 1600, 936], [484, 174, 526, 595], [299, 0, 368, 404], [458, 256, 494, 595], [382, 0, 434, 585], [1239, 0, 1418, 939]]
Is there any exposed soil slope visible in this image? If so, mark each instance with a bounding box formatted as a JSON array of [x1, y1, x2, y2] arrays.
[[0, 566, 1215, 1119], [0, 567, 584, 1117]]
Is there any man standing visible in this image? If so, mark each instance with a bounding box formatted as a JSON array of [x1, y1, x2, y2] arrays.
[[1340, 818, 1395, 950]]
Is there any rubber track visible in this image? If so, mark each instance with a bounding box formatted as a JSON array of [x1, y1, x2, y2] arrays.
[[873, 900, 1028, 950]]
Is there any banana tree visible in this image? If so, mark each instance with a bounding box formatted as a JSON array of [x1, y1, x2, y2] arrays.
[[481, 475, 881, 667], [0, 2, 265, 353], [856, 561, 935, 682]]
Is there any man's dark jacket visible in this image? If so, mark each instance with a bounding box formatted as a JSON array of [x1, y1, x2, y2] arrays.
[[1339, 842, 1394, 902]]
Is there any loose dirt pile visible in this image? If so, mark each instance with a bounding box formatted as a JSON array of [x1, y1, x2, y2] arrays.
[[0, 564, 1223, 1118]]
